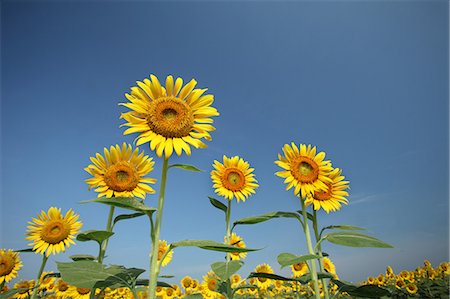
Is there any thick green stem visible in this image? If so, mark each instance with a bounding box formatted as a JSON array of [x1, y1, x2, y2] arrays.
[[300, 198, 321, 299], [30, 254, 49, 299], [313, 209, 330, 299], [98, 206, 115, 264], [148, 158, 169, 299], [225, 199, 232, 262]]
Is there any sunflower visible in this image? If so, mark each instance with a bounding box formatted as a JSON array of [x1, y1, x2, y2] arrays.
[[201, 271, 221, 298], [85, 143, 156, 199], [13, 280, 34, 299], [120, 74, 219, 158], [323, 257, 338, 279], [55, 279, 71, 299], [26, 207, 82, 256], [211, 156, 258, 202], [291, 262, 309, 278], [305, 167, 349, 213], [275, 143, 333, 198], [225, 233, 247, 260], [38, 271, 56, 292], [0, 249, 22, 283], [254, 263, 274, 290], [157, 240, 172, 267], [66, 286, 91, 299], [405, 283, 418, 294]]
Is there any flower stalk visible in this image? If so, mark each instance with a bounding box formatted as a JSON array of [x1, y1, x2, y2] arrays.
[[98, 205, 115, 264], [30, 254, 49, 299], [313, 209, 330, 299], [148, 157, 169, 299]]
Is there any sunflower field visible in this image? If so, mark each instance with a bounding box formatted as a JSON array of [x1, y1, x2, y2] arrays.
[[0, 73, 448, 299]]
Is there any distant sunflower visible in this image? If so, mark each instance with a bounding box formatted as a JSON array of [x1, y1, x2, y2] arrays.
[[85, 143, 156, 199], [405, 283, 418, 294], [305, 167, 349, 213], [211, 156, 258, 202], [13, 280, 34, 299], [225, 233, 247, 260], [254, 264, 274, 290], [120, 74, 219, 158], [157, 240, 172, 267], [66, 286, 91, 299], [0, 249, 22, 283], [181, 276, 193, 290], [323, 257, 338, 279], [201, 271, 220, 298], [55, 280, 71, 299], [291, 262, 309, 278], [275, 143, 333, 198], [26, 207, 82, 256]]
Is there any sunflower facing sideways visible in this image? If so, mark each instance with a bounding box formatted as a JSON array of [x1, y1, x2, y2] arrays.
[[211, 155, 258, 202], [84, 143, 156, 199], [0, 249, 22, 283], [120, 74, 219, 158], [26, 207, 82, 256], [157, 240, 173, 267], [275, 143, 334, 199]]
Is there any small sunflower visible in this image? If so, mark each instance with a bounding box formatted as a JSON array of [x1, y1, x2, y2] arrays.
[[157, 240, 172, 267], [226, 233, 247, 260], [120, 74, 219, 158], [55, 279, 71, 299], [13, 280, 34, 299], [38, 271, 56, 292], [0, 249, 22, 283], [85, 143, 156, 199], [323, 257, 338, 279], [211, 156, 258, 202], [254, 263, 274, 290], [180, 276, 192, 290], [201, 271, 221, 298], [26, 207, 82, 256], [305, 167, 349, 213], [275, 143, 333, 198], [291, 262, 309, 278], [405, 283, 418, 294], [66, 286, 91, 299]]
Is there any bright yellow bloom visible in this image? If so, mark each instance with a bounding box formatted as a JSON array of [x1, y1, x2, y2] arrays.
[[55, 280, 71, 299], [323, 257, 338, 279], [26, 207, 82, 256], [254, 263, 274, 290], [291, 262, 309, 278], [181, 276, 192, 290], [0, 249, 22, 283], [226, 233, 247, 260], [66, 286, 91, 299], [120, 74, 219, 158], [201, 271, 221, 298], [231, 274, 242, 288], [405, 283, 418, 294], [38, 271, 56, 292], [85, 143, 156, 199], [157, 240, 172, 267], [13, 280, 34, 299], [275, 143, 333, 198], [211, 155, 258, 202], [305, 167, 349, 213]]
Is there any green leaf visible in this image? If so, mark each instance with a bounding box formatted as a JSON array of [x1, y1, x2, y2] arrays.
[[81, 197, 156, 214], [135, 280, 173, 288], [183, 294, 203, 299], [211, 261, 243, 280], [76, 230, 114, 244], [113, 212, 146, 227], [14, 248, 34, 253], [208, 197, 228, 214], [324, 232, 393, 248], [70, 254, 96, 261], [332, 279, 391, 298], [0, 288, 32, 299], [158, 275, 175, 278], [171, 240, 259, 253], [296, 272, 335, 284], [168, 164, 202, 172], [277, 253, 319, 269], [247, 272, 294, 282], [297, 211, 314, 221], [232, 211, 302, 230], [320, 225, 366, 238]]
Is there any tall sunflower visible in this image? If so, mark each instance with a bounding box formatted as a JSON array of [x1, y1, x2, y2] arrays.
[[0, 249, 22, 283], [304, 168, 349, 213], [26, 207, 82, 256], [120, 74, 219, 158], [275, 143, 333, 198], [211, 156, 258, 202], [85, 143, 156, 199], [225, 233, 247, 261]]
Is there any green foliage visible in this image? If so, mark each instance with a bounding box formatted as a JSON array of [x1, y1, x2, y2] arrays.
[[232, 211, 303, 231], [113, 212, 146, 228], [208, 197, 228, 214], [70, 254, 96, 261], [168, 164, 203, 172], [333, 279, 391, 298], [76, 230, 114, 245], [171, 240, 259, 253], [81, 197, 156, 214], [319, 225, 366, 238], [277, 252, 320, 269], [324, 232, 393, 248], [211, 261, 244, 280], [0, 288, 32, 299]]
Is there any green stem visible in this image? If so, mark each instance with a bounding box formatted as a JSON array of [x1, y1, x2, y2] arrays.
[[225, 199, 232, 262], [300, 198, 321, 299], [313, 209, 330, 299], [30, 254, 49, 299], [148, 158, 169, 299], [0, 280, 5, 292], [98, 205, 115, 264]]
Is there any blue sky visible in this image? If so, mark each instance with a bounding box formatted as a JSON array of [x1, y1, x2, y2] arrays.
[[1, 0, 448, 285]]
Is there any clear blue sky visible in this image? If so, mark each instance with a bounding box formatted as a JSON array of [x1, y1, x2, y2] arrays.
[[1, 0, 448, 285]]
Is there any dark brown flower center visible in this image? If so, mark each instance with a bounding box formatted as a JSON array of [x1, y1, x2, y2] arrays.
[[104, 162, 139, 192], [40, 220, 71, 244]]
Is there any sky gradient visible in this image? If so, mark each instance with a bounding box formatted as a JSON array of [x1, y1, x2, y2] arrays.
[[1, 0, 449, 285]]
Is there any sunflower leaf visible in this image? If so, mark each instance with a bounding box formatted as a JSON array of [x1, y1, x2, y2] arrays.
[[168, 164, 203, 172], [76, 230, 114, 245], [135, 280, 173, 288], [232, 211, 303, 231], [14, 248, 34, 253], [171, 240, 259, 253], [208, 197, 228, 214], [81, 197, 156, 214], [70, 254, 96, 261], [277, 253, 320, 269], [324, 232, 393, 248], [211, 261, 244, 280], [113, 212, 146, 227], [319, 225, 366, 238], [332, 279, 391, 298]]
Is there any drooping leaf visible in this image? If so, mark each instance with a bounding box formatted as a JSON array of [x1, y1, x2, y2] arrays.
[[171, 240, 259, 253], [332, 279, 391, 298], [70, 254, 96, 261], [296, 211, 314, 221], [232, 211, 302, 230], [14, 248, 34, 253], [211, 261, 243, 280], [135, 280, 173, 288], [296, 272, 335, 284], [76, 230, 114, 245], [168, 164, 202, 172], [320, 225, 366, 238], [324, 232, 393, 248], [248, 272, 333, 285], [81, 197, 156, 214], [113, 212, 146, 227], [277, 253, 319, 269], [208, 197, 228, 214], [158, 275, 175, 278]]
